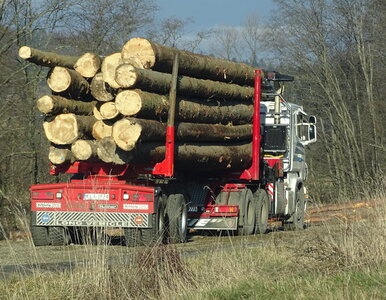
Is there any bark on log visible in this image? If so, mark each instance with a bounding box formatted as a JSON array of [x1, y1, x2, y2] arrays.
[[18, 46, 78, 69], [108, 142, 252, 170], [71, 140, 98, 160], [121, 37, 258, 86], [101, 53, 124, 89], [115, 89, 253, 124], [74, 53, 102, 78], [115, 64, 254, 101], [47, 67, 90, 99], [96, 136, 131, 164], [43, 114, 96, 145], [48, 145, 74, 165], [112, 118, 252, 151], [90, 73, 115, 102], [92, 120, 113, 140], [37, 95, 95, 115]]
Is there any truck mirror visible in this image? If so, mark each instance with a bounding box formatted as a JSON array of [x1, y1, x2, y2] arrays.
[[309, 116, 316, 124]]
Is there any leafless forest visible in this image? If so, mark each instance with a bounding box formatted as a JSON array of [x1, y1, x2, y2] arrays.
[[0, 0, 385, 234]]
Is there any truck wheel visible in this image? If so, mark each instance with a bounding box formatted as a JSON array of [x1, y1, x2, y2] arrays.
[[255, 189, 269, 234], [31, 226, 49, 246], [293, 187, 305, 230], [166, 194, 187, 243], [239, 190, 256, 236], [141, 196, 166, 246], [48, 226, 70, 246], [284, 187, 305, 230]]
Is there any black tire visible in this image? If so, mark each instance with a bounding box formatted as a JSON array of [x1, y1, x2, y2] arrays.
[[284, 186, 305, 231], [124, 228, 141, 247], [293, 187, 305, 230], [255, 189, 269, 234], [238, 190, 256, 236], [48, 226, 70, 246], [141, 196, 166, 246], [31, 226, 49, 246], [166, 194, 187, 244]]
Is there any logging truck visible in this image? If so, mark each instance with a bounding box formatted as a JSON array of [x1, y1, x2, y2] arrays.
[[29, 68, 317, 246]]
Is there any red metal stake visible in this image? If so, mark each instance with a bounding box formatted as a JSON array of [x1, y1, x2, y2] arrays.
[[153, 54, 179, 177], [240, 69, 262, 181]]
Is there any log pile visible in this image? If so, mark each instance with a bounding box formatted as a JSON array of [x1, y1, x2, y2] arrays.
[[19, 39, 267, 171]]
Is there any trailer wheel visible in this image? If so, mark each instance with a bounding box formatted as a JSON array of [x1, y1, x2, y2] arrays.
[[124, 228, 141, 247], [141, 196, 166, 246], [239, 190, 256, 236], [31, 226, 49, 246], [48, 226, 70, 246], [254, 189, 269, 234], [166, 194, 187, 243]]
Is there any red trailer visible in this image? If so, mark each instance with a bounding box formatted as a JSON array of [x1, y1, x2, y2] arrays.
[[30, 69, 317, 246]]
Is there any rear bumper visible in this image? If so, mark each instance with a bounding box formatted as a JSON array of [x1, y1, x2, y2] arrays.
[[31, 211, 151, 228]]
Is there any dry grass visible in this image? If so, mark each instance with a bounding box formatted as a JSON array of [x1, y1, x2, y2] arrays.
[[1, 195, 386, 299]]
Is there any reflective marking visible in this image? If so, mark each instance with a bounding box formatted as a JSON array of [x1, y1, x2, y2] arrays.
[[195, 219, 210, 226]]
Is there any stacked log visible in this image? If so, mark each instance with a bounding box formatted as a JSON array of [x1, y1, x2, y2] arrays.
[[19, 38, 266, 171]]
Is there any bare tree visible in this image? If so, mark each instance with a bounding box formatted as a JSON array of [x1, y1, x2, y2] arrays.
[[209, 26, 242, 61], [61, 0, 157, 54], [265, 0, 385, 201]]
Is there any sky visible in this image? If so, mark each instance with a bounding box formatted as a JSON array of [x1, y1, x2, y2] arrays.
[[156, 0, 276, 31]]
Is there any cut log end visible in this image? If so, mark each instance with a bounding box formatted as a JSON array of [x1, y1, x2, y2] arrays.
[[101, 53, 122, 89], [115, 90, 142, 116], [43, 114, 79, 145], [121, 38, 156, 69], [18, 46, 32, 59], [115, 64, 137, 88], [93, 106, 104, 120], [90, 72, 115, 102], [48, 146, 72, 165], [100, 102, 119, 119], [74, 52, 101, 78], [92, 120, 113, 140], [37, 95, 54, 114], [112, 119, 142, 151], [47, 66, 71, 92], [71, 140, 94, 160]]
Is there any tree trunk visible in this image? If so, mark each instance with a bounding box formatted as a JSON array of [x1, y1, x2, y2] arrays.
[[18, 46, 78, 69], [114, 142, 252, 170], [92, 120, 113, 140], [43, 114, 96, 145], [47, 67, 90, 99], [115, 64, 254, 101], [48, 145, 74, 165], [112, 117, 252, 151], [71, 140, 98, 161], [121, 37, 258, 86], [37, 95, 95, 115], [115, 89, 253, 124], [90, 72, 115, 102], [101, 53, 124, 89], [74, 52, 102, 78], [96, 136, 131, 164]]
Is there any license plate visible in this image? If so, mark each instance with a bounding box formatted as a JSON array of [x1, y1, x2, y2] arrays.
[[83, 193, 109, 201]]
